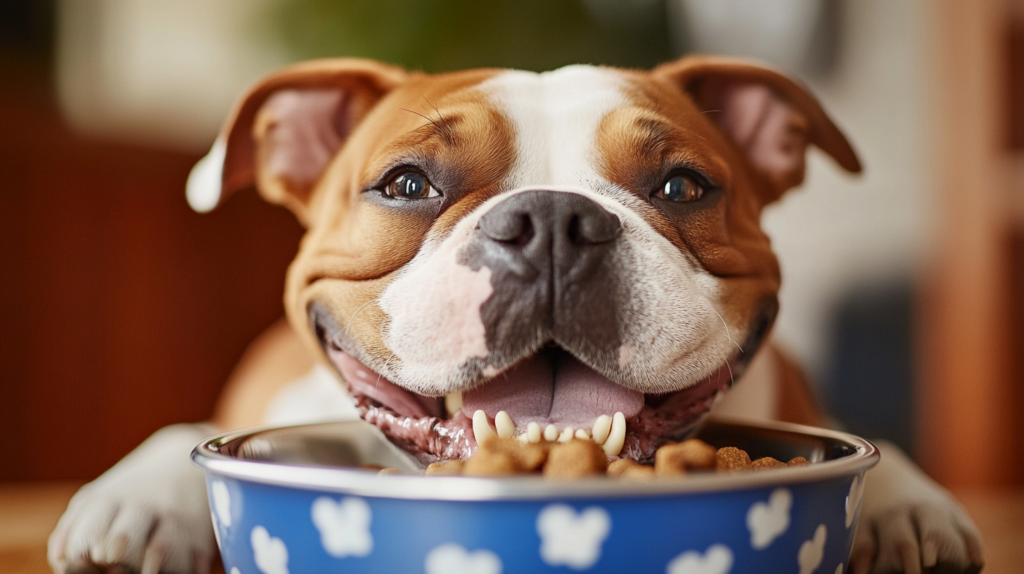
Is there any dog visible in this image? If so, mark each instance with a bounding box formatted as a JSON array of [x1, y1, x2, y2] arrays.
[[48, 56, 983, 574]]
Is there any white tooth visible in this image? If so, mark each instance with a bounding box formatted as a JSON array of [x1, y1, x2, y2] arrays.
[[544, 424, 559, 442], [495, 411, 515, 439], [558, 427, 575, 443], [592, 415, 612, 444], [517, 432, 531, 443], [445, 391, 463, 415], [473, 410, 496, 445], [603, 412, 626, 456], [574, 428, 590, 440], [527, 422, 542, 443]]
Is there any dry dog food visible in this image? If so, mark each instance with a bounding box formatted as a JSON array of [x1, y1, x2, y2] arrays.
[[408, 437, 811, 478]]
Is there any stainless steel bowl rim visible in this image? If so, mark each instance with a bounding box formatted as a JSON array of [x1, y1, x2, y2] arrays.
[[191, 419, 879, 501]]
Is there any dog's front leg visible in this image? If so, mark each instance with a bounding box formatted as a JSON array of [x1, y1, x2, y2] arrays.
[[48, 423, 216, 574], [850, 441, 984, 574]]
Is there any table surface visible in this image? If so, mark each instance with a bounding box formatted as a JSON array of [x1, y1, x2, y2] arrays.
[[1, 482, 1021, 574]]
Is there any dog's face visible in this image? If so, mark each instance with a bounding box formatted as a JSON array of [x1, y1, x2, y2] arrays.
[[189, 57, 859, 463]]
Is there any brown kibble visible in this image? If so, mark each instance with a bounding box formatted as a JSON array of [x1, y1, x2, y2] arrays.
[[487, 437, 549, 471], [463, 448, 520, 476], [716, 446, 752, 471], [608, 458, 656, 480], [378, 467, 402, 475], [360, 463, 385, 471], [543, 439, 608, 478], [655, 439, 717, 475], [751, 457, 786, 470], [425, 460, 465, 476], [787, 456, 811, 466]]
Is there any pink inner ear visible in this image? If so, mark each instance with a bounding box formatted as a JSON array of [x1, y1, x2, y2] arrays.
[[262, 89, 348, 186], [715, 83, 809, 191]]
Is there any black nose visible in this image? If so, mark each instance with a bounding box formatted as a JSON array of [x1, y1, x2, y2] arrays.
[[477, 191, 620, 274]]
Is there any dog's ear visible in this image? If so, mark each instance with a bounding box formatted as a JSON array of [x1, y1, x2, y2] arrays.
[[653, 56, 861, 204], [186, 59, 407, 224]]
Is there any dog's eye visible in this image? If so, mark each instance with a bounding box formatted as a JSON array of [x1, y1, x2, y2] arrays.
[[653, 173, 704, 203], [385, 171, 438, 199]]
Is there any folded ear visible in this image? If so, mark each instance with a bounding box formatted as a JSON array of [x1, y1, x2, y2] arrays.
[[186, 59, 407, 224], [653, 55, 861, 204]]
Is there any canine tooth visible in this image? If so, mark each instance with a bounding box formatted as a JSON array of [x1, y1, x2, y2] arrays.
[[592, 415, 612, 444], [527, 422, 542, 443], [558, 427, 575, 443], [495, 411, 515, 439], [472, 410, 496, 445], [544, 424, 559, 442], [445, 391, 463, 415], [603, 412, 626, 456], [575, 428, 590, 440]]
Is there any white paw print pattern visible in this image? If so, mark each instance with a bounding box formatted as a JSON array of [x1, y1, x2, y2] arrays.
[[231, 569, 241, 574], [311, 496, 373, 558], [746, 488, 792, 549], [797, 524, 827, 574], [251, 526, 289, 574], [424, 543, 502, 574], [845, 475, 865, 528], [212, 480, 232, 528], [536, 504, 611, 569], [666, 544, 734, 574]]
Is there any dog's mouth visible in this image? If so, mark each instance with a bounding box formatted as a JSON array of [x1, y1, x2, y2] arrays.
[[323, 337, 742, 465]]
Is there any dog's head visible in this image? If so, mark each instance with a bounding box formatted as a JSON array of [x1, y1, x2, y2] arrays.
[[189, 56, 860, 463]]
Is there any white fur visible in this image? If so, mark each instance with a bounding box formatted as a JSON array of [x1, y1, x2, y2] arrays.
[[48, 424, 216, 574], [186, 137, 225, 213]]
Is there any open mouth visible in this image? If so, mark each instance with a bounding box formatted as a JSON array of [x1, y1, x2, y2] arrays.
[[323, 340, 742, 465]]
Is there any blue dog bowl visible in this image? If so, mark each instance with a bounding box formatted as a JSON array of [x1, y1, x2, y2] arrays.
[[192, 420, 877, 574]]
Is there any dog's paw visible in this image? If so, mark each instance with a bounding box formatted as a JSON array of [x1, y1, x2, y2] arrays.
[[849, 443, 984, 574], [48, 424, 216, 574]]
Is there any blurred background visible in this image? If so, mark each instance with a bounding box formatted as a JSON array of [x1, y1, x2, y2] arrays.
[[1, 0, 1022, 501]]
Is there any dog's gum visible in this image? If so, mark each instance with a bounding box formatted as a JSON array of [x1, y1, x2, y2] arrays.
[[543, 439, 608, 478], [715, 446, 752, 471], [654, 439, 717, 475]]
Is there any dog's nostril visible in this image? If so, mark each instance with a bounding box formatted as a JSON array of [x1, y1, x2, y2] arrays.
[[480, 210, 534, 245]]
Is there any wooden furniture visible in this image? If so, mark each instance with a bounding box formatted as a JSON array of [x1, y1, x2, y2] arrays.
[[919, 0, 1024, 488]]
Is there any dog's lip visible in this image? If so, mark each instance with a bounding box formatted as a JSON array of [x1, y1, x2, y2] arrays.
[[324, 337, 742, 463]]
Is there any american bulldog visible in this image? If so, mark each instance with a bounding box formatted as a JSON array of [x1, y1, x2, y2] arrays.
[[49, 56, 983, 574]]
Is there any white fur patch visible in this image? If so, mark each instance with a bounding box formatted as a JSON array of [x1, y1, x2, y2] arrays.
[[186, 137, 225, 213], [479, 66, 627, 189], [263, 364, 360, 425]]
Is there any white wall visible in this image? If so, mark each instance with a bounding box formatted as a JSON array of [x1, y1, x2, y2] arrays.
[[761, 0, 932, 377]]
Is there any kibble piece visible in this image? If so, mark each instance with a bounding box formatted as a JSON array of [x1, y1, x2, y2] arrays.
[[716, 446, 752, 472], [608, 458, 656, 480], [378, 467, 402, 475], [486, 437, 549, 471], [787, 456, 810, 466], [751, 457, 786, 470], [463, 448, 520, 476], [543, 439, 608, 478], [655, 439, 717, 475], [425, 460, 465, 476]]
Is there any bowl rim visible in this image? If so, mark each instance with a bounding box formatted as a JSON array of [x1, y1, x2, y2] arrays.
[[191, 418, 879, 501]]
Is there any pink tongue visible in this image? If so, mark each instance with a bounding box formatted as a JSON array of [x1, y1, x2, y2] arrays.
[[462, 352, 644, 426]]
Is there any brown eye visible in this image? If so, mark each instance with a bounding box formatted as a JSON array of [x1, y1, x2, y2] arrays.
[[654, 173, 704, 203], [386, 171, 438, 199]]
